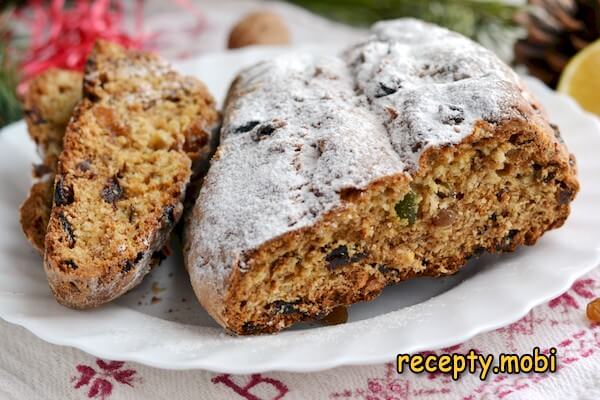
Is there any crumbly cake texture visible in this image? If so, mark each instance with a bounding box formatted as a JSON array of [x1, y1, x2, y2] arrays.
[[23, 69, 83, 175], [20, 69, 83, 252], [44, 41, 218, 308], [184, 19, 579, 335]]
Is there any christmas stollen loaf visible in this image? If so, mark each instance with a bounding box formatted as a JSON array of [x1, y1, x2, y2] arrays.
[[43, 41, 219, 308], [184, 19, 579, 335]]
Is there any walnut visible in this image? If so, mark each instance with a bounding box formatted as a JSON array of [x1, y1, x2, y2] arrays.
[[228, 12, 290, 49]]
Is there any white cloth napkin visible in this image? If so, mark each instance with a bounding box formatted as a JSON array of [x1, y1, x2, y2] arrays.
[[2, 1, 599, 399]]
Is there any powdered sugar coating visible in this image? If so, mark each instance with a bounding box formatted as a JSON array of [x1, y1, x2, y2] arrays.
[[185, 19, 532, 303], [345, 19, 524, 168]]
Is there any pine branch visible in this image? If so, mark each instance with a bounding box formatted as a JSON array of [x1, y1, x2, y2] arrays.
[[0, 11, 21, 129], [286, 0, 520, 43], [0, 54, 21, 128], [0, 1, 26, 12]]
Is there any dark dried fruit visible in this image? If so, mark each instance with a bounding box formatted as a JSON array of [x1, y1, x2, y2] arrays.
[[272, 299, 301, 315], [440, 104, 465, 125], [325, 245, 366, 270], [326, 246, 349, 269], [256, 124, 276, 137], [122, 260, 134, 273], [54, 176, 75, 206], [165, 90, 181, 102], [374, 81, 399, 98], [24, 108, 46, 125], [497, 229, 519, 251], [550, 123, 564, 144], [319, 306, 348, 326], [411, 142, 423, 153], [135, 251, 144, 263], [351, 52, 366, 67], [378, 264, 400, 276], [63, 259, 78, 270], [340, 187, 363, 201], [241, 322, 261, 334], [378, 265, 391, 274], [234, 120, 260, 133], [164, 205, 176, 226], [557, 184, 573, 205], [76, 160, 92, 172], [251, 121, 286, 141], [470, 247, 486, 259], [395, 191, 418, 225], [101, 175, 123, 206], [59, 212, 75, 248], [543, 172, 556, 183]]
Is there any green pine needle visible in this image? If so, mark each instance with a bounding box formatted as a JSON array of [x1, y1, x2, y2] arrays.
[[0, 67, 22, 128], [287, 0, 519, 44], [0, 11, 21, 129]]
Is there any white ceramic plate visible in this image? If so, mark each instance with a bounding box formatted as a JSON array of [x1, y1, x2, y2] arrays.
[[1, 47, 600, 373]]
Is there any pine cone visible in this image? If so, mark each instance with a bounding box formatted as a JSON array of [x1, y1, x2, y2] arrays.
[[514, 0, 600, 87]]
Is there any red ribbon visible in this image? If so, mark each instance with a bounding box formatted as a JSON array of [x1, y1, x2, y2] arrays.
[[15, 0, 163, 95]]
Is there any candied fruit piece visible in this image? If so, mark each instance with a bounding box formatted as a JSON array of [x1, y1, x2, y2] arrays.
[[587, 298, 600, 323], [320, 306, 348, 326], [432, 208, 455, 227], [395, 191, 418, 224]]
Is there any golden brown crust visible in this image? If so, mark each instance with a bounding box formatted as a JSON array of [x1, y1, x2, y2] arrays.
[[20, 180, 55, 252], [43, 41, 218, 309]]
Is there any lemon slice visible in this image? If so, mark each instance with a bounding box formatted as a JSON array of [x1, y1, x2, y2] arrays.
[[557, 39, 600, 116]]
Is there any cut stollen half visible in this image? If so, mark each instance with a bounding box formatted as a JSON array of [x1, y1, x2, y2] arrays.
[[184, 19, 579, 335]]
